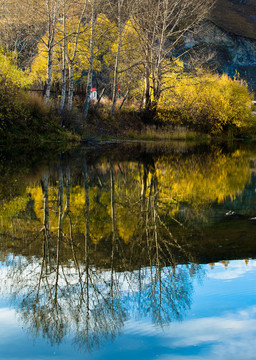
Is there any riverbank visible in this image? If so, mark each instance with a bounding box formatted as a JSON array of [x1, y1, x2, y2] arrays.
[[1, 52, 256, 145], [2, 107, 256, 146], [0, 94, 79, 145], [69, 104, 256, 143], [1, 87, 256, 145]]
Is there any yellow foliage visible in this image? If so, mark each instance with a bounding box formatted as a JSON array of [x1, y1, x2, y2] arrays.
[[157, 65, 255, 134], [104, 17, 144, 99], [0, 49, 31, 87], [29, 42, 51, 83], [29, 13, 115, 85]]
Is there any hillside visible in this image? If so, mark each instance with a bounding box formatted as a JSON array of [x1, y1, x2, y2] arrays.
[[211, 0, 256, 40]]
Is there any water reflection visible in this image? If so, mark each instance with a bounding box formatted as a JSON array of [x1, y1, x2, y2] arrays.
[[0, 141, 256, 354]]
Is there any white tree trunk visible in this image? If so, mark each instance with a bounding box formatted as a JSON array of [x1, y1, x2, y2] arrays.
[[111, 30, 122, 115], [111, 0, 122, 116], [83, 0, 97, 120], [45, 47, 53, 103], [67, 62, 74, 111], [66, 0, 89, 111], [59, 10, 67, 114]]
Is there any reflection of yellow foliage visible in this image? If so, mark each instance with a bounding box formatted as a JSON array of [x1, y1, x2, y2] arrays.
[[117, 207, 138, 244], [27, 186, 44, 222], [0, 196, 27, 220], [157, 149, 251, 217], [1, 147, 254, 246], [89, 186, 112, 242]]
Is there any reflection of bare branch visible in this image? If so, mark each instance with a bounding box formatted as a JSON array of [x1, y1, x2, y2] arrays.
[[84, 160, 90, 264], [0, 154, 207, 352]]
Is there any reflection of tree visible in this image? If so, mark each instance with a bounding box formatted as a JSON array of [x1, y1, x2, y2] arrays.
[[126, 159, 200, 325], [11, 161, 126, 352], [0, 152, 212, 352]]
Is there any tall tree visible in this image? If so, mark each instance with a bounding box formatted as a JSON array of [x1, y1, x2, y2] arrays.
[[83, 0, 98, 119], [106, 0, 136, 115], [133, 0, 214, 111], [66, 1, 89, 110], [16, 0, 78, 104], [59, 0, 90, 112]]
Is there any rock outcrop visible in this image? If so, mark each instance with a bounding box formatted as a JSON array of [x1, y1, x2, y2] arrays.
[[211, 0, 256, 40], [184, 1, 256, 91]]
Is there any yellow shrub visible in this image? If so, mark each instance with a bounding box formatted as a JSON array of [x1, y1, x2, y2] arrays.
[[158, 70, 255, 135]]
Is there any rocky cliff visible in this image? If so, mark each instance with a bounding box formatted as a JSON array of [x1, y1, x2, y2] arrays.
[[184, 0, 256, 91], [211, 0, 256, 40]]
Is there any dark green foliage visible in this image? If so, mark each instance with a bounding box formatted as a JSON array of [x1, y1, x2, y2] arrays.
[[0, 77, 78, 144], [0, 77, 30, 134]]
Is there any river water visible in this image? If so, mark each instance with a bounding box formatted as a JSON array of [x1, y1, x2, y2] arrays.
[[0, 141, 256, 359]]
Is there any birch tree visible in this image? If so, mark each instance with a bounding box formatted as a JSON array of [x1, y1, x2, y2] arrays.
[[47, 0, 84, 109], [83, 0, 97, 119], [106, 0, 136, 115], [26, 0, 63, 103], [133, 0, 214, 111], [66, 1, 89, 111], [83, 0, 107, 120], [12, 0, 63, 103], [58, 0, 90, 112], [59, 3, 67, 113], [18, 0, 76, 104]]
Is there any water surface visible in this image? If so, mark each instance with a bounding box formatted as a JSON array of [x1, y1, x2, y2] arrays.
[[0, 141, 256, 359]]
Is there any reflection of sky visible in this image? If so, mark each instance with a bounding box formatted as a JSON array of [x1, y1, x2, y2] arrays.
[[207, 260, 256, 280], [122, 307, 256, 360], [0, 260, 256, 359]]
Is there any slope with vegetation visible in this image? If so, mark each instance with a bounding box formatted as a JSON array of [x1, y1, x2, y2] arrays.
[[0, 50, 78, 143], [0, 0, 255, 142]]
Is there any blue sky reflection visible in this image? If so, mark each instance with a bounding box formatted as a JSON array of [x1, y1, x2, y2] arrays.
[[0, 259, 256, 360]]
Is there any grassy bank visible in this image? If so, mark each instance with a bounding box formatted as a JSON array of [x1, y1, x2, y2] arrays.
[[0, 90, 80, 145], [66, 69, 256, 141], [0, 51, 79, 145], [1, 91, 256, 145]]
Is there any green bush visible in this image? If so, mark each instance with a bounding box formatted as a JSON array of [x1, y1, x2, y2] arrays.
[[0, 78, 31, 133]]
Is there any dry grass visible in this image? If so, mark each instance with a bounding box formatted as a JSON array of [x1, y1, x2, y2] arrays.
[[26, 92, 57, 121], [125, 125, 210, 141]]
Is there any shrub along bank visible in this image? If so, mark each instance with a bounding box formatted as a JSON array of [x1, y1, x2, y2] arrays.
[[0, 50, 78, 144], [157, 69, 256, 136]]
